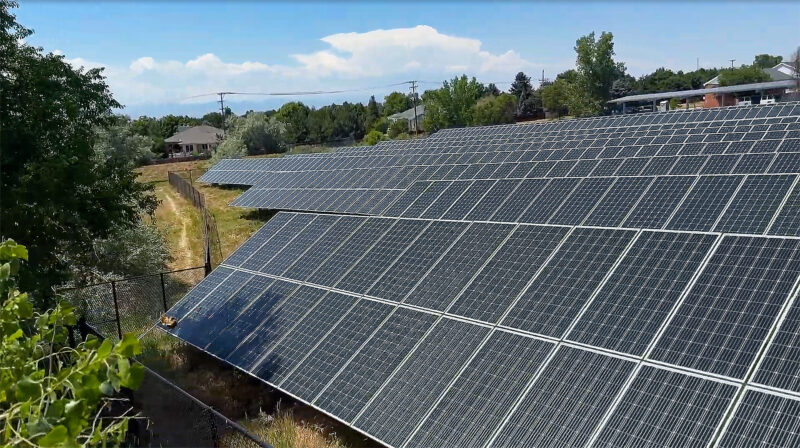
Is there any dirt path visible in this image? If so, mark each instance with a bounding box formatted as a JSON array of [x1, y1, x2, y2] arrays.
[[162, 190, 194, 268]]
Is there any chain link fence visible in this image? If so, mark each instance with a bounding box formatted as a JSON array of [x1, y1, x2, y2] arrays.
[[168, 170, 224, 269], [59, 267, 205, 340], [133, 362, 271, 448]]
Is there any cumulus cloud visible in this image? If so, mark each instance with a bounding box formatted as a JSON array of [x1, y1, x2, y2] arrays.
[[58, 25, 536, 107]]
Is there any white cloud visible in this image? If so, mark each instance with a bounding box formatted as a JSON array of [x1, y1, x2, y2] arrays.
[[55, 25, 537, 108]]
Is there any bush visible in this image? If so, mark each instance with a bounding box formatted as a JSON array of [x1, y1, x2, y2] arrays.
[[0, 239, 144, 446], [370, 117, 390, 134], [212, 135, 247, 161], [363, 130, 385, 146], [718, 65, 771, 86], [387, 118, 409, 139], [394, 132, 410, 140], [470, 94, 517, 126]]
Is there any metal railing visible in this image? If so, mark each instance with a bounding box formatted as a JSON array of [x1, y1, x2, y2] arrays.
[[59, 267, 205, 340]]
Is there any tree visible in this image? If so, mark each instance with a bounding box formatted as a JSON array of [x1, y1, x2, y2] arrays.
[[212, 135, 247, 161], [541, 77, 573, 117], [230, 112, 287, 154], [509, 72, 538, 118], [365, 95, 381, 129], [275, 102, 311, 144], [94, 116, 158, 166], [484, 83, 501, 97], [0, 239, 144, 447], [611, 75, 635, 99], [202, 111, 229, 129], [0, 1, 158, 301], [387, 118, 409, 139], [370, 116, 390, 134], [718, 65, 771, 86], [422, 75, 485, 131], [574, 31, 624, 116], [753, 54, 783, 69], [363, 130, 385, 146], [471, 94, 517, 126], [382, 91, 412, 117]]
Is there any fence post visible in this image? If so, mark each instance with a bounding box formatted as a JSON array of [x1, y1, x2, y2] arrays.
[[160, 272, 169, 312], [111, 280, 123, 340]]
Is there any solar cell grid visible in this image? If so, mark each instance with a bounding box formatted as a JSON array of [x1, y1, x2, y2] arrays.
[[567, 231, 717, 355], [651, 235, 800, 379], [501, 227, 636, 337], [492, 346, 634, 448], [405, 331, 553, 448], [353, 318, 490, 448], [448, 224, 569, 324], [718, 389, 800, 447], [594, 366, 737, 448], [277, 299, 394, 403], [313, 307, 437, 422]]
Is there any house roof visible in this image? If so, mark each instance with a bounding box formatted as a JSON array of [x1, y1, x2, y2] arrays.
[[164, 125, 223, 144], [388, 105, 426, 121], [608, 79, 797, 104]]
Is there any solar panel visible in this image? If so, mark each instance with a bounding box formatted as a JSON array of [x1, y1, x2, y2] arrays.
[[594, 366, 736, 447], [492, 346, 634, 448], [405, 331, 552, 448], [567, 230, 718, 355], [651, 235, 800, 379], [718, 389, 800, 447], [168, 103, 800, 448]]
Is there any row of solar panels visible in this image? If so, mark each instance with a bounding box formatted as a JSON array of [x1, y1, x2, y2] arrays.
[[166, 211, 800, 447], [420, 101, 800, 137], [206, 149, 800, 191], [204, 118, 800, 175], [207, 133, 800, 174]]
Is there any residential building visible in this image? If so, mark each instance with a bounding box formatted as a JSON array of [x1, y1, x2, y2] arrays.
[[164, 125, 223, 157]]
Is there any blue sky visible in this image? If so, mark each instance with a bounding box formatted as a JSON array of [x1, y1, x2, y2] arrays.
[[16, 1, 800, 117]]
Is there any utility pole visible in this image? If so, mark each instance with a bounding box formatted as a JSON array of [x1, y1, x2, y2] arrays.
[[409, 81, 419, 135], [729, 59, 736, 69], [217, 92, 230, 137]]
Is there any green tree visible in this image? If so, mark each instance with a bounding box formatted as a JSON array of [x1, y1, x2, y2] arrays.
[[94, 116, 158, 166], [363, 130, 385, 146], [574, 31, 624, 116], [471, 94, 517, 126], [484, 83, 501, 97], [509, 72, 539, 118], [275, 102, 311, 143], [718, 65, 771, 86], [611, 75, 635, 99], [541, 77, 573, 117], [229, 112, 287, 154], [382, 91, 412, 117], [387, 118, 409, 139], [365, 95, 381, 129], [422, 75, 485, 131], [212, 135, 247, 161], [753, 54, 783, 69], [0, 239, 144, 447], [0, 1, 158, 301], [370, 116, 390, 134]]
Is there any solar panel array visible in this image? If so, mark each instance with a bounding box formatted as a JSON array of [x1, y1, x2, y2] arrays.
[[171, 102, 800, 447]]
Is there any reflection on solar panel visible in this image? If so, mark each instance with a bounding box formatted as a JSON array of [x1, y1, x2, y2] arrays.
[[168, 102, 800, 447]]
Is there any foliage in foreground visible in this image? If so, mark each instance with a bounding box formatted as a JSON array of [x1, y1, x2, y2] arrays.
[[0, 239, 144, 447]]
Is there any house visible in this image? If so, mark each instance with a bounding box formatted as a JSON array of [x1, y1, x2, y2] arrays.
[[388, 105, 426, 133], [164, 125, 223, 157], [702, 63, 797, 107]]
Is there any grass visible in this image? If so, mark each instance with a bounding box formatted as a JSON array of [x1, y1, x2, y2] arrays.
[[136, 159, 273, 269], [138, 329, 369, 448]]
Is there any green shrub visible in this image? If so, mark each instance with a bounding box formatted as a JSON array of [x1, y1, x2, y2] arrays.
[[363, 130, 385, 146], [0, 239, 143, 447]]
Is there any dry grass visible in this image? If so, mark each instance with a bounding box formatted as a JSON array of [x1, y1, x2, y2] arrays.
[[139, 330, 371, 448], [137, 161, 273, 268]]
